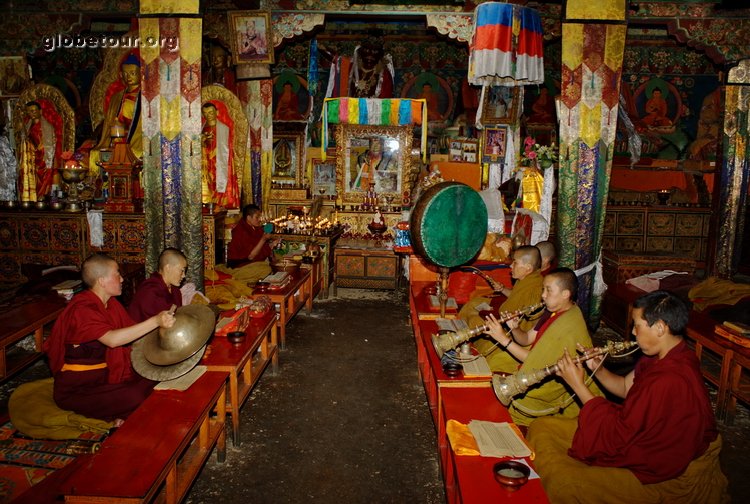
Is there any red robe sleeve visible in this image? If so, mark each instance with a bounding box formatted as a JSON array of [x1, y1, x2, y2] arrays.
[[127, 273, 182, 322], [569, 342, 717, 484], [44, 290, 137, 383]]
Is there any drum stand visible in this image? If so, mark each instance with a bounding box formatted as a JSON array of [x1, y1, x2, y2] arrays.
[[438, 267, 449, 318]]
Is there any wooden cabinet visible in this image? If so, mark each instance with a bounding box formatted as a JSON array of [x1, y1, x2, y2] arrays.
[[603, 205, 711, 262], [334, 246, 401, 292], [0, 210, 224, 286]]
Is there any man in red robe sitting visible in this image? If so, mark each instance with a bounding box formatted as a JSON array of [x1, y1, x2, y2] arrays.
[[528, 290, 728, 502], [44, 254, 176, 424], [128, 248, 186, 322], [226, 204, 279, 269]]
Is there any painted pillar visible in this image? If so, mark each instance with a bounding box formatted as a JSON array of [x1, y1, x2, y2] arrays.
[[557, 0, 627, 324], [139, 0, 204, 286], [716, 59, 750, 276]]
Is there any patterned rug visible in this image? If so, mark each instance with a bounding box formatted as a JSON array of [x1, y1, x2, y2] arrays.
[[0, 420, 107, 503]]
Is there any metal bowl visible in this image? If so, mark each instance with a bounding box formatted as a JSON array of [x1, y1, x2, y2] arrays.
[[3, 200, 16, 209], [50, 201, 64, 211], [35, 200, 47, 210], [227, 331, 246, 344], [270, 258, 300, 274], [20, 201, 33, 210], [59, 166, 89, 183], [493, 460, 530, 491]]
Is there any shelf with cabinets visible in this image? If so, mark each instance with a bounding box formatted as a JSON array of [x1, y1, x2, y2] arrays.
[[0, 210, 225, 286]]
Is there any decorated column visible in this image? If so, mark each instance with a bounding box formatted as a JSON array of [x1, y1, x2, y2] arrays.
[[557, 0, 626, 324], [716, 59, 750, 276], [139, 0, 204, 286]]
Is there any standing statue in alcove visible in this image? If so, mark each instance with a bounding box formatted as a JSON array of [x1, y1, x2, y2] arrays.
[[203, 44, 236, 93]]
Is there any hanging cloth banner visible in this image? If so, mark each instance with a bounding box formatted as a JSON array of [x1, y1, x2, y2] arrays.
[[468, 2, 545, 87], [321, 97, 427, 163]]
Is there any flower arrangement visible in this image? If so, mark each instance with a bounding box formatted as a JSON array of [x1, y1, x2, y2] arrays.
[[520, 136, 558, 170]]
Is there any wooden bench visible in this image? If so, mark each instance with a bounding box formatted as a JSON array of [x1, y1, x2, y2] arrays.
[[0, 292, 66, 382], [63, 371, 228, 503]]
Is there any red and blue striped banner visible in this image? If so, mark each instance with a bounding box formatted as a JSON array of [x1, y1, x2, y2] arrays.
[[468, 2, 544, 86]]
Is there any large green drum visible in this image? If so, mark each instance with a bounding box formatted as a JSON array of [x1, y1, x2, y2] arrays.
[[409, 181, 488, 268]]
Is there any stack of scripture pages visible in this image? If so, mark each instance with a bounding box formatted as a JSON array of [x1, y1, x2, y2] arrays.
[[468, 420, 532, 458]]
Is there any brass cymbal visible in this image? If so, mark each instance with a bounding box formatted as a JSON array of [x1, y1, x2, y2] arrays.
[[140, 305, 215, 366], [131, 339, 206, 381]]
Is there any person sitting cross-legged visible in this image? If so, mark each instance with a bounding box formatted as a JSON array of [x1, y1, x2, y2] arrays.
[[482, 268, 602, 426], [460, 245, 544, 373], [527, 290, 729, 503], [44, 254, 175, 424]]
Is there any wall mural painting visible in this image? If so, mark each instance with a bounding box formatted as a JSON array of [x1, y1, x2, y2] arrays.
[[616, 74, 721, 162], [400, 72, 453, 123], [272, 71, 311, 122]]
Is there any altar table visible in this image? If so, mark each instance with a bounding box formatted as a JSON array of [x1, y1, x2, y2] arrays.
[[203, 310, 279, 445], [253, 268, 313, 349]]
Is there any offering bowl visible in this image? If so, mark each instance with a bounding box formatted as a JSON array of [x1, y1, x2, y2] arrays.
[[493, 460, 530, 491], [227, 331, 246, 344]]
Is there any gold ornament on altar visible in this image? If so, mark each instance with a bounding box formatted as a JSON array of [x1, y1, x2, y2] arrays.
[[517, 136, 558, 213]]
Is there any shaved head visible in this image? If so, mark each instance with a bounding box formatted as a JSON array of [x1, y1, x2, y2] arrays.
[[81, 253, 117, 288], [536, 241, 556, 268], [158, 247, 187, 272], [514, 245, 542, 271]]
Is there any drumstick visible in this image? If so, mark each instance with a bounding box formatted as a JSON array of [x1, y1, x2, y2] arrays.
[[168, 304, 176, 315]]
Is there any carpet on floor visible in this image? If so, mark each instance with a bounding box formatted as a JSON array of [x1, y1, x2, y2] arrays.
[[0, 419, 106, 503]]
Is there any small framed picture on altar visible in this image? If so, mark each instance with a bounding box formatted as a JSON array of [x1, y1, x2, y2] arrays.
[[462, 139, 479, 164], [312, 157, 336, 198], [272, 132, 304, 185], [482, 125, 508, 163], [449, 140, 463, 161], [227, 10, 274, 65]]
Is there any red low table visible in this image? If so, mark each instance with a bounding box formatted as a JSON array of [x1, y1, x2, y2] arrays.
[[440, 387, 548, 504]]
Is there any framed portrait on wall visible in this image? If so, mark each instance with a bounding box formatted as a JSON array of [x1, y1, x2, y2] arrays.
[[482, 126, 508, 163], [227, 11, 274, 65], [312, 158, 337, 197], [481, 86, 520, 124], [0, 56, 30, 97]]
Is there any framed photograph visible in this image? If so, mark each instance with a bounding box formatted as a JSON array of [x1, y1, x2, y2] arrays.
[[449, 140, 463, 161], [312, 158, 337, 197], [0, 56, 30, 97], [482, 126, 508, 163], [227, 11, 274, 65], [335, 124, 414, 205], [272, 132, 304, 185], [481, 85, 521, 124]]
